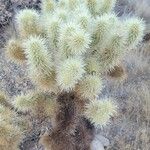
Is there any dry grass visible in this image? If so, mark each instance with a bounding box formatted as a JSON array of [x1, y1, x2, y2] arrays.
[[99, 41, 150, 150]]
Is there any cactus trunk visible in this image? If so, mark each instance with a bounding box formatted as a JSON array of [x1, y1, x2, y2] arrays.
[[41, 92, 95, 150]]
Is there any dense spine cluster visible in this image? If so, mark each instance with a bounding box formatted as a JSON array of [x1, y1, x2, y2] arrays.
[[1, 0, 145, 149]]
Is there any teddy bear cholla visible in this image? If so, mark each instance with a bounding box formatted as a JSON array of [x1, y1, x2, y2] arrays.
[[0, 0, 145, 149]]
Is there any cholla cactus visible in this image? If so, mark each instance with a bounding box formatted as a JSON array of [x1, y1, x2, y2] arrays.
[[3, 0, 145, 149], [0, 92, 26, 150]]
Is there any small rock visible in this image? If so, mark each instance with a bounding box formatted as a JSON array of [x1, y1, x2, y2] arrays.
[[91, 138, 105, 150], [95, 135, 110, 147]]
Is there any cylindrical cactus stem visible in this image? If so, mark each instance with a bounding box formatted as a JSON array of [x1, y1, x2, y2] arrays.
[[5, 39, 26, 64], [106, 64, 127, 80], [76, 74, 103, 100], [125, 18, 145, 48], [24, 35, 56, 92], [54, 92, 83, 131], [0, 91, 14, 110], [41, 0, 55, 13], [40, 92, 95, 150], [99, 0, 117, 14], [16, 9, 41, 38], [56, 57, 85, 91], [84, 99, 117, 127]]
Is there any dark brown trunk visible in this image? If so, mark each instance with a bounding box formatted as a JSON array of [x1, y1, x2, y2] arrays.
[[41, 92, 95, 150]]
